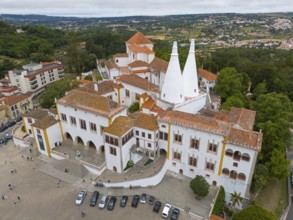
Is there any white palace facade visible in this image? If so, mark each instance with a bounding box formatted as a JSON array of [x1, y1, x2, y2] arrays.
[[23, 32, 262, 203]]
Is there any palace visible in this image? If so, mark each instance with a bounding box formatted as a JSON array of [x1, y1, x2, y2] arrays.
[[22, 32, 262, 203]]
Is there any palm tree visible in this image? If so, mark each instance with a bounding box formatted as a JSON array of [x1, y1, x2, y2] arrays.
[[230, 191, 243, 211]]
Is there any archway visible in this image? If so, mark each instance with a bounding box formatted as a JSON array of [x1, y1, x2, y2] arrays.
[[159, 148, 167, 158], [76, 136, 85, 146], [65, 132, 73, 141], [179, 169, 183, 175], [212, 181, 217, 186], [233, 151, 241, 161], [100, 145, 105, 153], [241, 153, 250, 162], [113, 166, 117, 172], [88, 141, 96, 151]]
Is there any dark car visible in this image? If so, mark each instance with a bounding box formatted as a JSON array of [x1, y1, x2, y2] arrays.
[[148, 195, 155, 205], [0, 138, 7, 144], [153, 201, 162, 213], [140, 193, 147, 204], [89, 191, 99, 207], [170, 208, 180, 220], [6, 121, 16, 128], [120, 195, 128, 208], [107, 196, 117, 210], [4, 133, 13, 141], [131, 195, 139, 208], [0, 125, 7, 133]]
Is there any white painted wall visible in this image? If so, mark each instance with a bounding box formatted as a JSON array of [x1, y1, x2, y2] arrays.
[[46, 123, 63, 150], [115, 57, 129, 67]]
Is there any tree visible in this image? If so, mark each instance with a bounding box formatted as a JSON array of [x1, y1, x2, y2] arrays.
[[251, 164, 269, 192], [212, 186, 225, 215], [220, 95, 245, 110], [253, 82, 267, 98], [129, 102, 139, 113], [267, 148, 289, 179], [214, 67, 244, 101], [232, 205, 277, 220], [230, 191, 243, 211], [190, 175, 210, 198]]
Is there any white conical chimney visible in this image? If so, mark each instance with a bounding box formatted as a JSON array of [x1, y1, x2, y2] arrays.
[[182, 39, 199, 97], [160, 41, 184, 104]]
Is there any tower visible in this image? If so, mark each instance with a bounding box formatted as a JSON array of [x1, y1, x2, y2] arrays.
[[160, 42, 184, 104], [182, 39, 199, 98]]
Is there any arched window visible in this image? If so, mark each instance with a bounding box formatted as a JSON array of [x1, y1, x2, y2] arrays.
[[238, 173, 246, 181], [225, 149, 233, 157], [230, 170, 237, 180], [233, 151, 241, 161], [242, 153, 250, 162], [222, 168, 229, 175]]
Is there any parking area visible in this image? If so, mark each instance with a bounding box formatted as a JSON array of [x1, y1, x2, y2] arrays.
[[0, 141, 212, 220]]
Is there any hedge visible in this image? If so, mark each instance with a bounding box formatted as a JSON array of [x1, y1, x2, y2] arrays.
[[212, 186, 225, 215]]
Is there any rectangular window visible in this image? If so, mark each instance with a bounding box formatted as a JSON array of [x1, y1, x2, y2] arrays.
[[142, 132, 145, 138], [148, 134, 152, 139], [174, 134, 182, 144], [61, 113, 67, 122], [148, 143, 152, 148], [136, 130, 139, 136], [208, 143, 217, 153], [100, 126, 105, 135], [126, 89, 130, 97], [206, 162, 215, 171], [90, 122, 97, 132], [159, 132, 168, 141], [190, 138, 199, 150], [28, 118, 32, 123], [173, 152, 181, 160], [70, 116, 76, 125], [29, 129, 32, 134], [110, 147, 117, 156], [105, 136, 118, 146], [80, 119, 86, 130], [189, 157, 197, 167], [161, 125, 166, 128]]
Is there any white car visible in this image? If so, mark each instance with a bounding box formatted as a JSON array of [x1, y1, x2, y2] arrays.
[[161, 203, 172, 219], [75, 190, 87, 205], [98, 195, 108, 209]]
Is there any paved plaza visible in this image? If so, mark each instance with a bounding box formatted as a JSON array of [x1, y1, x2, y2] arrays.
[[0, 140, 215, 220]]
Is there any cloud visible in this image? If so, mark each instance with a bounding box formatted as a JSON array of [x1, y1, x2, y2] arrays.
[[0, 0, 292, 17]]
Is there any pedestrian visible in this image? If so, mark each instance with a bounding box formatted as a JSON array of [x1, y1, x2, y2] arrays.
[[27, 156, 29, 161], [8, 183, 11, 188], [11, 170, 14, 174], [2, 194, 4, 200], [17, 196, 20, 201], [29, 149, 32, 153], [13, 201, 16, 206], [21, 155, 24, 159]]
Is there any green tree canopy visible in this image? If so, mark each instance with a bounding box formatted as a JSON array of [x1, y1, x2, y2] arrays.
[[251, 163, 269, 192], [129, 102, 140, 113], [232, 205, 277, 220], [190, 175, 210, 198]]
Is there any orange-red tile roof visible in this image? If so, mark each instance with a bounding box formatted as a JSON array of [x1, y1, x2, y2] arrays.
[[131, 112, 158, 131], [79, 80, 115, 95], [142, 98, 155, 109], [128, 45, 154, 54], [228, 107, 256, 130], [0, 86, 18, 93], [32, 115, 58, 130], [210, 214, 225, 220], [132, 69, 150, 74], [57, 89, 126, 117], [117, 74, 159, 92], [140, 93, 150, 100], [149, 57, 168, 73], [113, 53, 128, 58], [198, 68, 217, 81], [24, 109, 49, 120], [1, 93, 32, 106], [127, 32, 153, 45], [227, 128, 262, 152], [128, 60, 149, 68], [105, 59, 119, 70], [103, 116, 134, 137]]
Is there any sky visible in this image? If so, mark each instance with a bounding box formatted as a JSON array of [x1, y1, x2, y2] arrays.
[[0, 0, 293, 17]]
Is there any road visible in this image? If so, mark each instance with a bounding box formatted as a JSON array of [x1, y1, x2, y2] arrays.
[[0, 123, 18, 140], [286, 148, 293, 220]]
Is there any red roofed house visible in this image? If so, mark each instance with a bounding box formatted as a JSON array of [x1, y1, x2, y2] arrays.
[[198, 68, 217, 90]]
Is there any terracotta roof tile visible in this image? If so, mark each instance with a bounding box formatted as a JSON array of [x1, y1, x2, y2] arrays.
[[127, 32, 153, 45], [103, 116, 134, 137], [79, 81, 115, 95], [149, 57, 168, 73], [2, 93, 32, 106], [0, 86, 18, 93], [105, 59, 119, 70], [113, 53, 128, 58], [210, 214, 225, 220], [31, 115, 58, 130], [117, 74, 159, 92], [128, 45, 154, 54], [132, 69, 150, 74], [159, 110, 230, 136], [141, 99, 155, 109], [24, 109, 49, 120], [140, 93, 150, 100], [57, 90, 126, 117], [199, 68, 217, 81], [119, 66, 129, 74], [228, 108, 256, 130], [128, 60, 149, 68], [227, 128, 262, 151], [131, 112, 158, 131]]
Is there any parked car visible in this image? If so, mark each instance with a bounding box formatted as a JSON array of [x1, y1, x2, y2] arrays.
[[131, 195, 139, 208], [6, 121, 16, 128], [0, 138, 6, 145], [140, 193, 147, 204], [89, 191, 99, 207], [107, 196, 117, 210], [153, 201, 162, 213], [99, 195, 108, 209], [4, 133, 13, 141], [75, 190, 87, 205], [0, 125, 7, 133], [161, 203, 172, 219], [170, 208, 180, 220], [120, 195, 128, 208], [148, 195, 155, 205]]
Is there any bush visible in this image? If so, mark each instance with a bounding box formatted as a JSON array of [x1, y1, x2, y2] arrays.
[[232, 205, 277, 220], [84, 75, 93, 81], [129, 102, 139, 113], [21, 126, 26, 133], [212, 186, 225, 215], [190, 175, 210, 198]]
